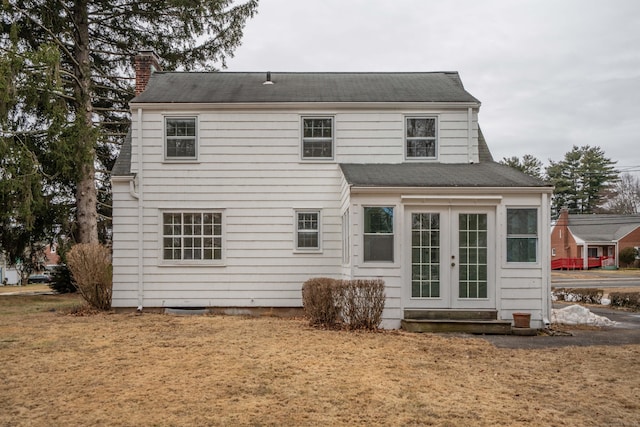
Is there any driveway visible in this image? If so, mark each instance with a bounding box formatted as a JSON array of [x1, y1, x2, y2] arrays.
[[482, 303, 640, 349], [482, 268, 640, 348]]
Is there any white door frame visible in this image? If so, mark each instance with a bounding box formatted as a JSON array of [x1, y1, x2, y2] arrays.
[[403, 205, 496, 310]]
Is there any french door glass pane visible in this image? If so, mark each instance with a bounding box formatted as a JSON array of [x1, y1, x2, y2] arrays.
[[411, 213, 440, 298], [459, 213, 488, 299]]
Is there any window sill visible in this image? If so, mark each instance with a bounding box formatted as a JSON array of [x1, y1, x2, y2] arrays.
[[299, 159, 335, 163], [503, 262, 541, 269], [404, 157, 438, 162], [162, 159, 200, 164], [293, 249, 323, 254], [159, 261, 226, 267]]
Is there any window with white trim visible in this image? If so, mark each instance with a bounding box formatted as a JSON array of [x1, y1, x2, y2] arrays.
[[406, 117, 437, 159], [296, 211, 320, 250], [165, 117, 197, 159], [364, 207, 394, 262], [506, 208, 537, 263], [163, 212, 222, 261], [302, 117, 333, 159]]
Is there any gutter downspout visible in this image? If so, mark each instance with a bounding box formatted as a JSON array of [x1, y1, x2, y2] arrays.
[[136, 107, 144, 310], [467, 107, 473, 163], [129, 180, 139, 200], [541, 192, 551, 327]]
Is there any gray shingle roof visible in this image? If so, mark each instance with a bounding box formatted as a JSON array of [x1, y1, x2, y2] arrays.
[[131, 72, 480, 104], [339, 162, 550, 188], [568, 214, 640, 242], [111, 129, 132, 176]]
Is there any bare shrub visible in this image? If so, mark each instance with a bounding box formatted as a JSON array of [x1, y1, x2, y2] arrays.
[[301, 277, 340, 327], [338, 279, 385, 330], [552, 288, 603, 304], [66, 244, 112, 311], [609, 292, 640, 311]]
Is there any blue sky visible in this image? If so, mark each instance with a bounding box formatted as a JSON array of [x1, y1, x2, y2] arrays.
[[226, 0, 640, 176]]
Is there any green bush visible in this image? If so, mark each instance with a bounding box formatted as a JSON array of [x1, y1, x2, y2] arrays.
[[66, 243, 112, 310], [619, 247, 638, 268], [48, 264, 76, 294], [609, 292, 640, 311]]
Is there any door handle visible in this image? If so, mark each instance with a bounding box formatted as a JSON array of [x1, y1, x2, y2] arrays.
[[451, 262, 456, 267]]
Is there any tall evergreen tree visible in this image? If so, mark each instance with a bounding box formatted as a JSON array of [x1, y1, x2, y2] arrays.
[[500, 154, 544, 180], [546, 145, 618, 217], [0, 0, 258, 257]]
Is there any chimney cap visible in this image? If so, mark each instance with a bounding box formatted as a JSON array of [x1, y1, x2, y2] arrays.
[[136, 49, 161, 62]]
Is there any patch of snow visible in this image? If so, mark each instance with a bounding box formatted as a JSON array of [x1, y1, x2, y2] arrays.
[[551, 304, 617, 327], [601, 298, 611, 306]]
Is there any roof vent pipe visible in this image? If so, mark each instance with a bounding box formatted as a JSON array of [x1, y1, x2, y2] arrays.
[[263, 71, 274, 85]]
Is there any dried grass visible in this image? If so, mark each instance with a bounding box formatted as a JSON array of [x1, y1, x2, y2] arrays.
[[1, 294, 639, 426]]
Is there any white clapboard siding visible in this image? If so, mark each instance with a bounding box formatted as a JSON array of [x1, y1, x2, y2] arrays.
[[113, 101, 534, 329]]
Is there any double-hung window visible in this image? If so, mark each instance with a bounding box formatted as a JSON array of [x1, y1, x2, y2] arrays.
[[163, 212, 222, 261], [165, 117, 197, 160], [506, 208, 538, 263], [363, 207, 394, 262], [406, 117, 437, 159], [296, 211, 320, 250], [302, 117, 333, 159]]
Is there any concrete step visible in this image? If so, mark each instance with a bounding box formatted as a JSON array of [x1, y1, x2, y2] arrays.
[[401, 318, 513, 334], [404, 309, 498, 321]]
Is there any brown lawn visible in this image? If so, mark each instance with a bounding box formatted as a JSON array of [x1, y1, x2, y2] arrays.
[[1, 294, 639, 426]]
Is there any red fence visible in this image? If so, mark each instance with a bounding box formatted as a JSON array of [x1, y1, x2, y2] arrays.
[[551, 256, 612, 270]]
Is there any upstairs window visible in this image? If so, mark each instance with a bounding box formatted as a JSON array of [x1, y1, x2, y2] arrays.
[[302, 117, 333, 159], [363, 207, 394, 262], [406, 117, 437, 159], [296, 211, 320, 250], [165, 117, 197, 160], [506, 208, 538, 263]]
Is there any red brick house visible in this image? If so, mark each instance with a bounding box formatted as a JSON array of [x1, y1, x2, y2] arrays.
[[551, 208, 640, 269]]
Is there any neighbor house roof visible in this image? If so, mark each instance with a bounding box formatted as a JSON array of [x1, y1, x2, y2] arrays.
[[568, 215, 640, 242], [131, 72, 481, 104], [339, 162, 550, 188]]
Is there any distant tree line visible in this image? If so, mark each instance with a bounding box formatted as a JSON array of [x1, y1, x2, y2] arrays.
[[500, 145, 639, 217]]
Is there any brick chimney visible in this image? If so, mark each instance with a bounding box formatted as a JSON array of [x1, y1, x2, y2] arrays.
[[134, 50, 162, 96]]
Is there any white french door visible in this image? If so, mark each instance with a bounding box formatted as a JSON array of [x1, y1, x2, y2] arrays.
[[404, 207, 495, 309]]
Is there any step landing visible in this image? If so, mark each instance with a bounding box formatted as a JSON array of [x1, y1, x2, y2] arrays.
[[402, 309, 512, 335]]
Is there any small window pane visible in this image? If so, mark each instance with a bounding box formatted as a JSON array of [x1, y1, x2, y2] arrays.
[[364, 207, 393, 233], [406, 140, 436, 158], [364, 234, 394, 262], [507, 209, 537, 234], [507, 238, 538, 262], [407, 118, 435, 137]]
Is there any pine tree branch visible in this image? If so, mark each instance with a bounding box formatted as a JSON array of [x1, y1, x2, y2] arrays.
[[6, 1, 81, 69]]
